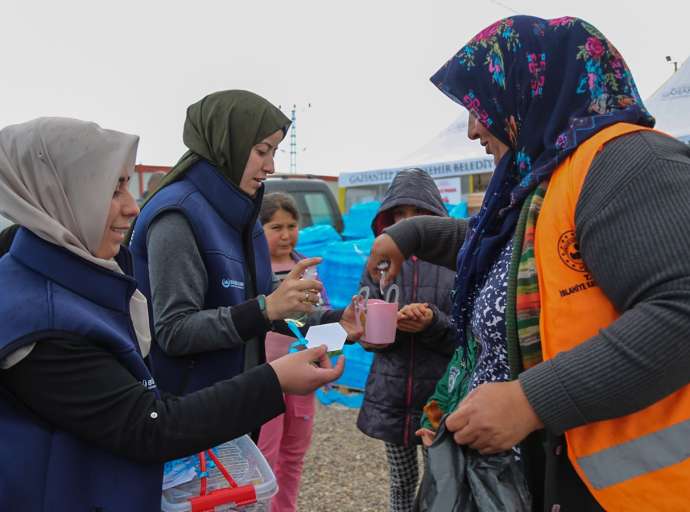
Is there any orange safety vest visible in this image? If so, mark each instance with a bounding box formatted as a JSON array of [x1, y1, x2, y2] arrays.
[[534, 123, 690, 511]]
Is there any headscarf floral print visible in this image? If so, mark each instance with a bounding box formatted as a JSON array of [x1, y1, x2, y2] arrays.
[[430, 15, 655, 347]]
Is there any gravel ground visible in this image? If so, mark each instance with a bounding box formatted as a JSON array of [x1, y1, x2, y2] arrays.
[[297, 400, 390, 511], [297, 399, 424, 512]]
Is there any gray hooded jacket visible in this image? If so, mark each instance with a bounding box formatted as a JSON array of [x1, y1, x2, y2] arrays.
[[356, 169, 456, 447]]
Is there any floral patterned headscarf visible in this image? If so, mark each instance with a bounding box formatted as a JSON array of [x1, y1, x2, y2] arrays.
[[430, 15, 655, 343]]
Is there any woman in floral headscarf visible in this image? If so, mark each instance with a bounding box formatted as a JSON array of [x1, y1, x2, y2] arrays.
[[366, 16, 690, 511]]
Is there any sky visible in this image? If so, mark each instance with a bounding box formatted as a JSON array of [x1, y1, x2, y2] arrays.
[[2, 0, 689, 176]]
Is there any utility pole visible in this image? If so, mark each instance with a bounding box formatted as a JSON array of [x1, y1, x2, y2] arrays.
[[289, 105, 297, 173], [279, 103, 311, 173]]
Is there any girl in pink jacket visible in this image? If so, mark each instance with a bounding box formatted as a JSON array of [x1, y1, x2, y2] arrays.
[[258, 192, 330, 512]]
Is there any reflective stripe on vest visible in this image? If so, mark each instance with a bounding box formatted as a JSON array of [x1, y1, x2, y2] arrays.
[[534, 123, 690, 511], [578, 417, 690, 489]]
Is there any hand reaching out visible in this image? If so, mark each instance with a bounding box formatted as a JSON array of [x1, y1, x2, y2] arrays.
[[269, 345, 345, 395], [265, 257, 323, 321], [365, 234, 404, 287], [339, 298, 365, 342]]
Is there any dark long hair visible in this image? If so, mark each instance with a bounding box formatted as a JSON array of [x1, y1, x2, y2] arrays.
[[260, 192, 300, 225]]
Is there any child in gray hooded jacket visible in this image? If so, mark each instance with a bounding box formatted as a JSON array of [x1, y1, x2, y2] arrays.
[[356, 168, 456, 512]]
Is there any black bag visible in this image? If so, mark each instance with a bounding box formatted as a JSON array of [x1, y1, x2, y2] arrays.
[[415, 424, 532, 512]]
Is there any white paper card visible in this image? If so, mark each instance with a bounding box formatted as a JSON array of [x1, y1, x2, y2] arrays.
[[305, 322, 347, 352]]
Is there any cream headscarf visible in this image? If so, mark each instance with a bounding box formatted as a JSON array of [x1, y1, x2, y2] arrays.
[[0, 117, 151, 367]]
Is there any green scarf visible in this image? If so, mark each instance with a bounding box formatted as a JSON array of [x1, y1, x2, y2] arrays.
[[420, 184, 547, 428], [506, 181, 548, 378], [142, 90, 290, 209]]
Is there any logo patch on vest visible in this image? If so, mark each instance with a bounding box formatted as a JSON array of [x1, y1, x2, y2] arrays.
[[221, 278, 245, 290], [141, 378, 157, 391], [557, 230, 586, 272], [557, 231, 599, 297]]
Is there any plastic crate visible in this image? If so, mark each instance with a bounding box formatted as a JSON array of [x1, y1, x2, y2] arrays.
[[341, 201, 380, 240], [295, 224, 341, 258], [319, 238, 373, 309], [448, 201, 469, 219], [161, 435, 277, 512]]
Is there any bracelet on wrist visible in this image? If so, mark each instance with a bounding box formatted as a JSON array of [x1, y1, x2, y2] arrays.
[[257, 294, 271, 324]]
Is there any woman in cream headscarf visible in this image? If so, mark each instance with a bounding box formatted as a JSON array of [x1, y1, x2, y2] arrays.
[[0, 117, 344, 511]]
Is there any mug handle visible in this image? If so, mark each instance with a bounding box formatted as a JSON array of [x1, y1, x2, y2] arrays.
[[385, 283, 400, 305], [353, 287, 370, 330]]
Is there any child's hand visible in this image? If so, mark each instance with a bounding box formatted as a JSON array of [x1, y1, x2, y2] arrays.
[[415, 428, 436, 448], [397, 303, 433, 333], [339, 298, 365, 341], [358, 340, 392, 351], [399, 303, 431, 320]]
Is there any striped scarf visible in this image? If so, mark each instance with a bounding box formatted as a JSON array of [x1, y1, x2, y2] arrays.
[[506, 181, 547, 377]]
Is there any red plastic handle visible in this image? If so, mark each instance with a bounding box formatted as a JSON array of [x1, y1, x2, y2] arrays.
[[190, 484, 257, 512]]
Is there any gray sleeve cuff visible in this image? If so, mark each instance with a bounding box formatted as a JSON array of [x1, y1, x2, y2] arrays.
[[385, 216, 466, 270], [518, 358, 588, 435]]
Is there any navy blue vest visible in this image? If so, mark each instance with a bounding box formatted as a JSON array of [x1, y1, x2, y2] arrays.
[[129, 160, 273, 394], [0, 229, 162, 512]]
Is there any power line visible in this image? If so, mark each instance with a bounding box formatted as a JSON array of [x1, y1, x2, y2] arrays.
[[488, 0, 520, 14]]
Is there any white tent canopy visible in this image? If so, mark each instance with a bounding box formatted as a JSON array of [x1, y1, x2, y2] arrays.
[[400, 111, 487, 164], [341, 58, 690, 191], [414, 61, 690, 162], [338, 111, 494, 188], [645, 56, 690, 143]]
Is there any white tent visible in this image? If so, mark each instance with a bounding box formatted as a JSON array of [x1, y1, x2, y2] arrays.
[[413, 61, 690, 159], [340, 59, 690, 197], [400, 111, 487, 164], [645, 57, 690, 143], [338, 111, 494, 191]]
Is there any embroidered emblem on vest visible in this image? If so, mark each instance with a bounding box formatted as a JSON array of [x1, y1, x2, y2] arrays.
[[557, 230, 586, 272], [221, 278, 245, 290], [557, 231, 598, 297]]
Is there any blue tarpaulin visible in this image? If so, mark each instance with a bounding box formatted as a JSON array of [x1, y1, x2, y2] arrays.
[[315, 343, 373, 408], [296, 221, 379, 408]]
